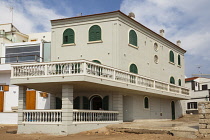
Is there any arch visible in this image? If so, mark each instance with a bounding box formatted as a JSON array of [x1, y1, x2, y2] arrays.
[[178, 55, 181, 65], [89, 25, 101, 41], [73, 96, 80, 109], [90, 95, 102, 110], [92, 60, 101, 64], [63, 28, 75, 44], [178, 79, 181, 86], [169, 50, 174, 63], [170, 76, 175, 84], [129, 64, 138, 74], [144, 96, 149, 109], [129, 30, 137, 46], [171, 101, 175, 120]]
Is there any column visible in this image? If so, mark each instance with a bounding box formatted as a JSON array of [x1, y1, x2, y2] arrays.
[[50, 94, 56, 109], [61, 85, 73, 134], [113, 93, 123, 122], [18, 86, 27, 125]]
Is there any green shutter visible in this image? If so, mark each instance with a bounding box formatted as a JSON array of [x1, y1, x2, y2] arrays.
[[55, 97, 62, 109], [178, 79, 181, 86], [130, 64, 138, 74], [144, 97, 149, 108], [129, 30, 137, 46], [102, 96, 109, 110], [169, 51, 174, 63], [89, 25, 101, 41], [83, 96, 89, 109], [170, 77, 175, 84], [178, 55, 181, 65], [73, 96, 80, 109], [63, 28, 75, 44]]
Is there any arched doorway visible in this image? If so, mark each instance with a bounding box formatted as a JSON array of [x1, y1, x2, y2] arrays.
[[90, 95, 102, 110], [171, 101, 175, 120]]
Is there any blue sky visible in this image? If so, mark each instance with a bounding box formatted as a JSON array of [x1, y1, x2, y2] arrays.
[[0, 0, 210, 78]]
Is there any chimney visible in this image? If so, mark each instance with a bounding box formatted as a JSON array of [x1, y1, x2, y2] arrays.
[[160, 29, 165, 37], [128, 12, 135, 19], [177, 40, 181, 47]]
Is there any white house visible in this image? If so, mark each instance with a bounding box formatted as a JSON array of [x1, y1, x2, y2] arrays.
[[182, 77, 210, 114], [0, 23, 52, 124], [9, 11, 189, 135]]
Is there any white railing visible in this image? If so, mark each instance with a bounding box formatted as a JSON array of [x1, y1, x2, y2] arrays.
[[73, 110, 119, 123], [22, 110, 62, 124], [11, 60, 189, 95]]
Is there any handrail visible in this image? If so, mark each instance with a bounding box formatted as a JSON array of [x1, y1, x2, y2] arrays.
[[0, 55, 43, 64]]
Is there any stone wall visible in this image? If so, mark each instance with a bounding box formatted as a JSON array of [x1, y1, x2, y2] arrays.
[[198, 102, 210, 138]]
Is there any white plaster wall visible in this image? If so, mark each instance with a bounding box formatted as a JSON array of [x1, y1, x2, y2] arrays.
[[27, 32, 51, 42], [0, 113, 18, 124], [36, 91, 51, 109]]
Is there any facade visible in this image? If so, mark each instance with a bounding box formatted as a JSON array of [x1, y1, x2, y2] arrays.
[[0, 23, 51, 124], [9, 11, 189, 135], [182, 77, 210, 114]]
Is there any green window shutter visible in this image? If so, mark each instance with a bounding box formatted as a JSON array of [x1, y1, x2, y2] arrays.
[[55, 97, 62, 109], [170, 77, 175, 84], [83, 96, 89, 109], [129, 30, 137, 46], [144, 97, 149, 108], [102, 96, 109, 110], [169, 51, 174, 63], [178, 55, 181, 65], [178, 79, 181, 86], [89, 25, 101, 41], [130, 64, 138, 74], [63, 28, 75, 44], [73, 96, 80, 109]]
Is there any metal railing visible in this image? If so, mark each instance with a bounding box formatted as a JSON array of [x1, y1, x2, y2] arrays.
[[0, 55, 43, 64], [11, 60, 189, 95]]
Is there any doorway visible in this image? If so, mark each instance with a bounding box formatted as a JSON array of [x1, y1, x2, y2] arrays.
[[26, 90, 36, 110], [90, 95, 102, 110], [0, 91, 4, 112], [171, 101, 175, 120]]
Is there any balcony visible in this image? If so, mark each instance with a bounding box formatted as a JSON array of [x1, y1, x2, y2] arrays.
[[10, 60, 189, 99], [0, 55, 43, 64]]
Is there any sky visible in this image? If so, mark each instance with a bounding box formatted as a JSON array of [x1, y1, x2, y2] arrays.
[[0, 0, 210, 77]]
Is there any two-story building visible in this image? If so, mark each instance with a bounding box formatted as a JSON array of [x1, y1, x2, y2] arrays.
[[10, 11, 189, 135]]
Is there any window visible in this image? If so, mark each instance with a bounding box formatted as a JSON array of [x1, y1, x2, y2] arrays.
[[73, 96, 80, 109], [102, 96, 109, 110], [144, 97, 149, 109], [63, 28, 75, 44], [170, 76, 175, 84], [129, 30, 137, 46], [187, 102, 197, 109], [92, 60, 101, 64], [89, 25, 101, 41], [178, 79, 181, 86], [83, 96, 89, 109], [154, 43, 158, 51], [154, 55, 158, 64], [169, 50, 174, 63], [202, 85, 208, 90], [178, 55, 181, 66], [129, 64, 138, 74]]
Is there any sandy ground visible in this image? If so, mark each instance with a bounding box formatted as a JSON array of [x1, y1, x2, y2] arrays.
[[0, 124, 205, 140]]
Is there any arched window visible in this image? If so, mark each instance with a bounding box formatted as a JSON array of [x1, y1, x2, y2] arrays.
[[89, 25, 101, 41], [129, 30, 137, 46], [92, 60, 101, 64], [178, 55, 181, 66], [170, 76, 175, 84], [178, 79, 181, 86], [73, 96, 80, 109], [129, 64, 138, 74], [144, 97, 149, 109], [63, 28, 75, 44], [169, 50, 174, 63], [90, 95, 102, 110]]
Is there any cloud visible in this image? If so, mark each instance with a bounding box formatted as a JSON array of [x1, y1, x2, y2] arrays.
[[120, 0, 210, 77], [0, 0, 70, 34]]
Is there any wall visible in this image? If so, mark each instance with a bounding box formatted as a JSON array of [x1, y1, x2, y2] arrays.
[[0, 113, 18, 124], [123, 93, 183, 121], [27, 32, 51, 42]]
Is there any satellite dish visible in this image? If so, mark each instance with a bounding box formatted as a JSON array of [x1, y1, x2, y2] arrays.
[[128, 12, 135, 18]]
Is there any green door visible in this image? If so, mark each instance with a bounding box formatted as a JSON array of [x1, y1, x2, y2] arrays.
[[171, 101, 175, 120]]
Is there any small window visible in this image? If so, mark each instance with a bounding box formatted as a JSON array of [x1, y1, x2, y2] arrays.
[[187, 102, 197, 109], [92, 60, 101, 64], [63, 28, 75, 44], [169, 50, 174, 63], [129, 30, 137, 46], [154, 55, 158, 64], [154, 43, 158, 51], [202, 85, 208, 90], [170, 76, 175, 84], [178, 55, 181, 66], [89, 25, 101, 41], [73, 96, 80, 109], [144, 97, 149, 109], [178, 79, 181, 86], [129, 64, 138, 74]]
